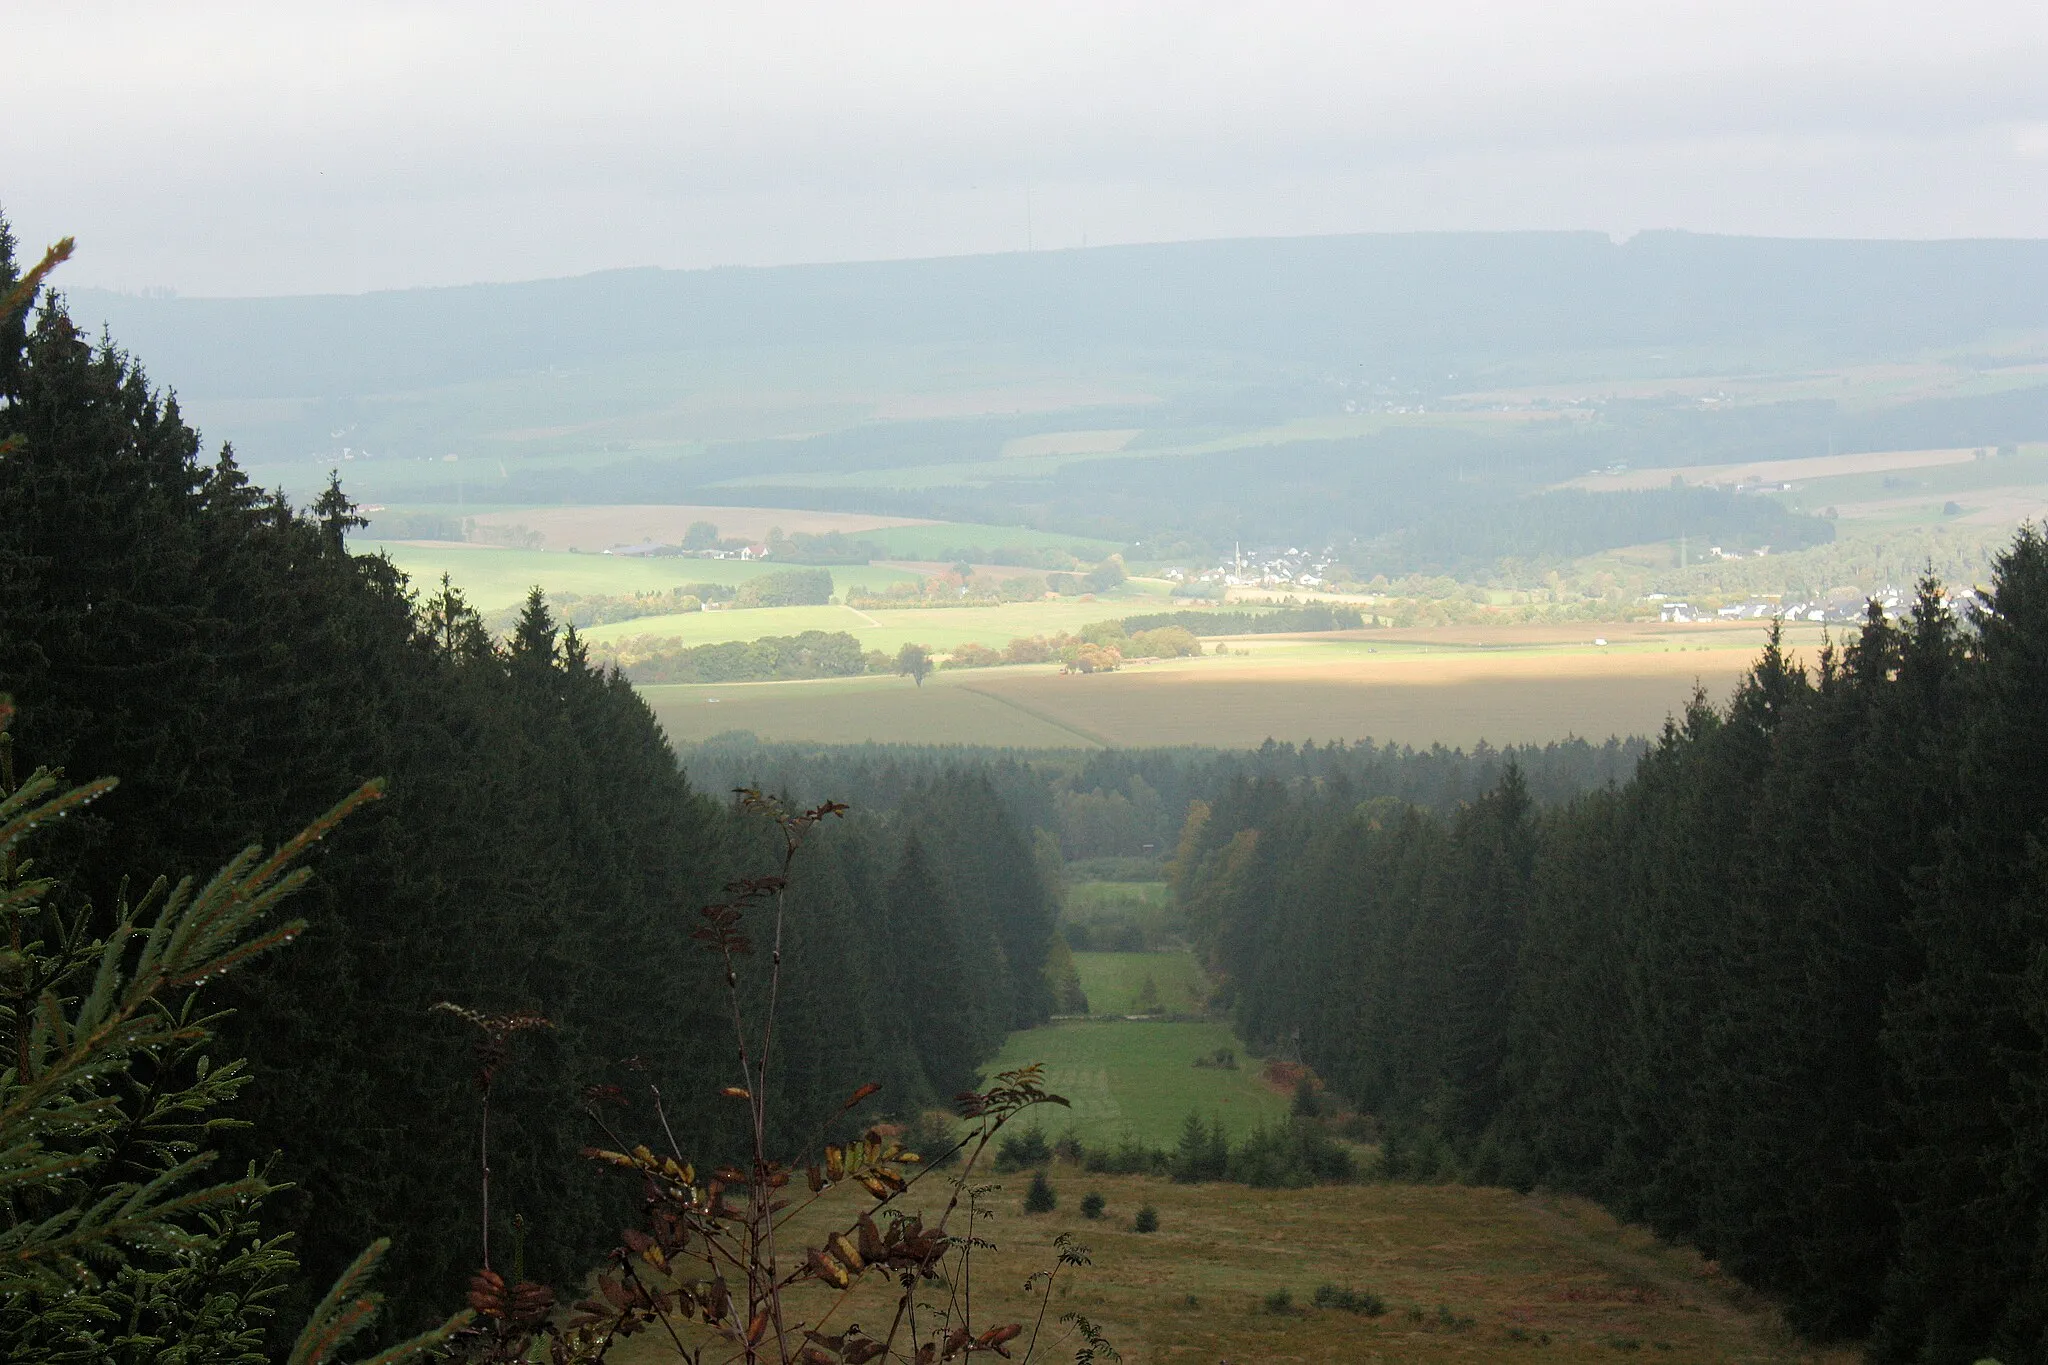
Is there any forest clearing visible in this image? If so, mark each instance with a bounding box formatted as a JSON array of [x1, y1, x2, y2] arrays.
[[573, 982, 1848, 1365]]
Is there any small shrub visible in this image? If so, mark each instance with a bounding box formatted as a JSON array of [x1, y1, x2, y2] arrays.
[[1024, 1169, 1057, 1213], [996, 1125, 1054, 1172], [1605, 1336, 1642, 1352], [1227, 1117, 1356, 1187], [1133, 1205, 1159, 1233], [905, 1109, 964, 1166], [1053, 1129, 1087, 1163], [1435, 1304, 1476, 1331], [1262, 1288, 1295, 1315], [1083, 1136, 1169, 1176], [1313, 1284, 1386, 1316], [1080, 1191, 1106, 1220]]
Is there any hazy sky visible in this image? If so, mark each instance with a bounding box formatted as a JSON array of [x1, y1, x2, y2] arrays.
[[10, 1, 2048, 296]]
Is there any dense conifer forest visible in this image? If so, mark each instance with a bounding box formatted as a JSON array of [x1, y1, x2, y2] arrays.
[[0, 223, 1056, 1336], [1180, 544, 2048, 1364]]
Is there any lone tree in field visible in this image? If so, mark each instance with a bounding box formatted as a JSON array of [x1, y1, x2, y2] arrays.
[[1024, 1169, 1058, 1214], [895, 641, 934, 686]]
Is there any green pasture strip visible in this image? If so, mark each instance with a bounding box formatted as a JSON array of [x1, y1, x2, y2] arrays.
[[982, 1018, 1291, 1148], [858, 521, 1121, 558], [590, 605, 869, 645], [586, 596, 1156, 651], [1071, 951, 1210, 1017], [640, 673, 1098, 748], [357, 540, 920, 612]]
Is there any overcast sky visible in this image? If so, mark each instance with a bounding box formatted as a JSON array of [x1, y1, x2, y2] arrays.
[[8, 1, 2048, 297]]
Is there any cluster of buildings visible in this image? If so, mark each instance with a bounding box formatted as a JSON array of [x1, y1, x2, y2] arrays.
[[1163, 545, 1339, 591], [1653, 588, 1929, 626]]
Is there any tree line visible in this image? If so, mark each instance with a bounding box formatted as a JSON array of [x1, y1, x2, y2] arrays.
[[1178, 535, 2048, 1364], [0, 223, 1055, 1338], [681, 733, 1646, 863]]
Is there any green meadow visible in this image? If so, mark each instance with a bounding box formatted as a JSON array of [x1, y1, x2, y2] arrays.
[[357, 540, 922, 612], [1071, 951, 1211, 1016], [586, 597, 1146, 651], [852, 520, 1121, 559], [981, 1015, 1291, 1149]]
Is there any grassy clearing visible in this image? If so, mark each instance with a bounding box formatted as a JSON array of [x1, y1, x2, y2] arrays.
[[981, 1020, 1289, 1149], [608, 1166, 1843, 1365], [1070, 952, 1210, 1017], [1066, 881, 1171, 913], [1063, 881, 1178, 952], [360, 540, 922, 612]]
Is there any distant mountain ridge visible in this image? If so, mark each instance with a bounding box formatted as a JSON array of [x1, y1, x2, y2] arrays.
[[71, 230, 2048, 402]]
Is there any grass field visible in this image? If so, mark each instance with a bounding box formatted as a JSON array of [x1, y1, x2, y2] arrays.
[[647, 674, 1102, 746], [463, 503, 931, 549], [1071, 952, 1210, 1017], [1066, 882, 1171, 914], [357, 540, 923, 612], [640, 623, 1797, 749], [452, 504, 1122, 560], [585, 598, 1152, 651], [608, 1171, 1848, 1365], [603, 1007, 1844, 1365], [982, 1019, 1291, 1149], [1561, 445, 1983, 492]]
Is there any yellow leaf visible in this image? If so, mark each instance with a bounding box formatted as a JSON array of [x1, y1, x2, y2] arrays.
[[828, 1230, 865, 1271]]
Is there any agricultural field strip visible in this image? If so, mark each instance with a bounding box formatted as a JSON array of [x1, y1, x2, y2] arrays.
[[359, 540, 924, 612], [588, 598, 1819, 654], [954, 682, 1117, 748], [1559, 446, 1982, 493], [639, 652, 1754, 749], [463, 503, 935, 549]]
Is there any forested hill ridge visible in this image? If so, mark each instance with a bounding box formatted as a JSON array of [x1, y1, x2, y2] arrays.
[[75, 231, 2048, 400], [70, 228, 2048, 580], [1179, 532, 2048, 1364], [0, 224, 1055, 1336]]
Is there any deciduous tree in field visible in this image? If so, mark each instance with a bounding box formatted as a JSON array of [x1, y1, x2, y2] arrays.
[[894, 641, 933, 686]]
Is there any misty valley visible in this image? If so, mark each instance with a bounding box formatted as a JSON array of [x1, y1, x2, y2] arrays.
[[8, 204, 2048, 1365]]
